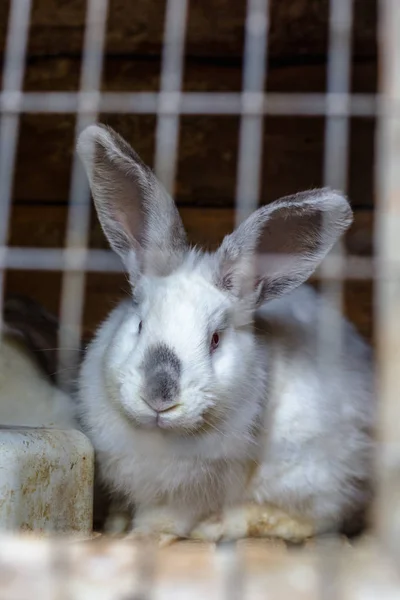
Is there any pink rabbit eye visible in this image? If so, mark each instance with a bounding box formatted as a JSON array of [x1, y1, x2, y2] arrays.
[[210, 332, 220, 352], [138, 321, 143, 334]]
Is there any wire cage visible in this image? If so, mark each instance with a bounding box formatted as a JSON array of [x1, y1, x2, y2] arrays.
[[0, 0, 399, 597]]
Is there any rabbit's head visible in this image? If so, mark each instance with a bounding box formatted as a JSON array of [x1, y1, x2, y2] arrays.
[[77, 124, 352, 438]]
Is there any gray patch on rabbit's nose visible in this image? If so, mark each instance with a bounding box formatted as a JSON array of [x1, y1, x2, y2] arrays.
[[142, 343, 181, 407], [142, 343, 181, 377]]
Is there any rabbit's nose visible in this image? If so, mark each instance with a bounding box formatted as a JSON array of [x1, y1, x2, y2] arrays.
[[143, 370, 179, 412]]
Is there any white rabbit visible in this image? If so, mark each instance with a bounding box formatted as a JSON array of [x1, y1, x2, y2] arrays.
[[0, 295, 77, 428], [0, 335, 76, 428], [76, 123, 375, 543], [0, 296, 120, 530]]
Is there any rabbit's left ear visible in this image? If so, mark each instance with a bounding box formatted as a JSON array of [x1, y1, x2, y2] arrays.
[[77, 124, 187, 281], [215, 188, 352, 306]]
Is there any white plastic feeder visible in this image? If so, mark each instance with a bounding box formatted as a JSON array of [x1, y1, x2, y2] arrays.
[[0, 427, 94, 534]]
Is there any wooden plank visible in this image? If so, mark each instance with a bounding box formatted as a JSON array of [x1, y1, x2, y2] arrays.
[[6, 205, 374, 344], [9, 204, 373, 253], [11, 60, 376, 207], [0, 0, 377, 60], [21, 54, 377, 94]]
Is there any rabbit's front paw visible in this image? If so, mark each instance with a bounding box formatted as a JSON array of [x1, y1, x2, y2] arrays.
[[129, 505, 194, 546], [125, 529, 178, 548], [191, 504, 315, 543], [190, 513, 225, 543], [190, 508, 250, 542]]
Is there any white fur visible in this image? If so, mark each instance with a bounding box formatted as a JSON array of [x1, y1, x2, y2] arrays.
[[76, 124, 374, 540], [0, 334, 76, 428], [78, 267, 374, 537]]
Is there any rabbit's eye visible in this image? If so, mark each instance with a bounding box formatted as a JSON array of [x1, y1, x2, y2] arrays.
[[138, 321, 143, 334], [210, 332, 220, 352]]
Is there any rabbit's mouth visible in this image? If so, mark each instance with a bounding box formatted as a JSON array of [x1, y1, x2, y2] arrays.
[[121, 403, 226, 436], [119, 409, 176, 431], [122, 404, 189, 433], [143, 409, 182, 431], [116, 387, 226, 434]]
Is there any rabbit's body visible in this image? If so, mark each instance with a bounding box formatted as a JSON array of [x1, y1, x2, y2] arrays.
[[0, 296, 79, 429], [0, 333, 76, 428], [80, 275, 373, 541], [247, 285, 373, 535], [76, 124, 375, 543]]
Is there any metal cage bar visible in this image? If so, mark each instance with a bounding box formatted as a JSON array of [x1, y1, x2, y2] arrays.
[[57, 0, 109, 391], [315, 0, 355, 587], [154, 0, 188, 194], [234, 0, 269, 227], [0, 248, 381, 279], [0, 90, 384, 116], [375, 0, 400, 555], [0, 0, 32, 329], [318, 0, 354, 399]]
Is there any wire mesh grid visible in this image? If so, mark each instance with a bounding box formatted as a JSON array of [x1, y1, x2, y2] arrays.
[[0, 0, 397, 597]]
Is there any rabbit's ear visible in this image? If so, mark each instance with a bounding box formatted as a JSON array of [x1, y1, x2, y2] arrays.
[[77, 124, 187, 279], [215, 188, 352, 306]]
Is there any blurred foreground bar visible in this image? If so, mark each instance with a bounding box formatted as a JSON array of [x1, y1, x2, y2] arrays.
[[375, 0, 400, 553], [0, 536, 397, 599]]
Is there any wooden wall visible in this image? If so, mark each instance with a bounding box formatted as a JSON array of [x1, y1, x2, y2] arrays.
[[0, 0, 377, 345]]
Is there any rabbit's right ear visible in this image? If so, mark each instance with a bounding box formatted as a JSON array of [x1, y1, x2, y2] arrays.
[[215, 188, 352, 306], [77, 124, 187, 280]]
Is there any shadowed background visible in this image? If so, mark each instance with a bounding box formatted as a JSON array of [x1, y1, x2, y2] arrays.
[[0, 0, 377, 345]]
